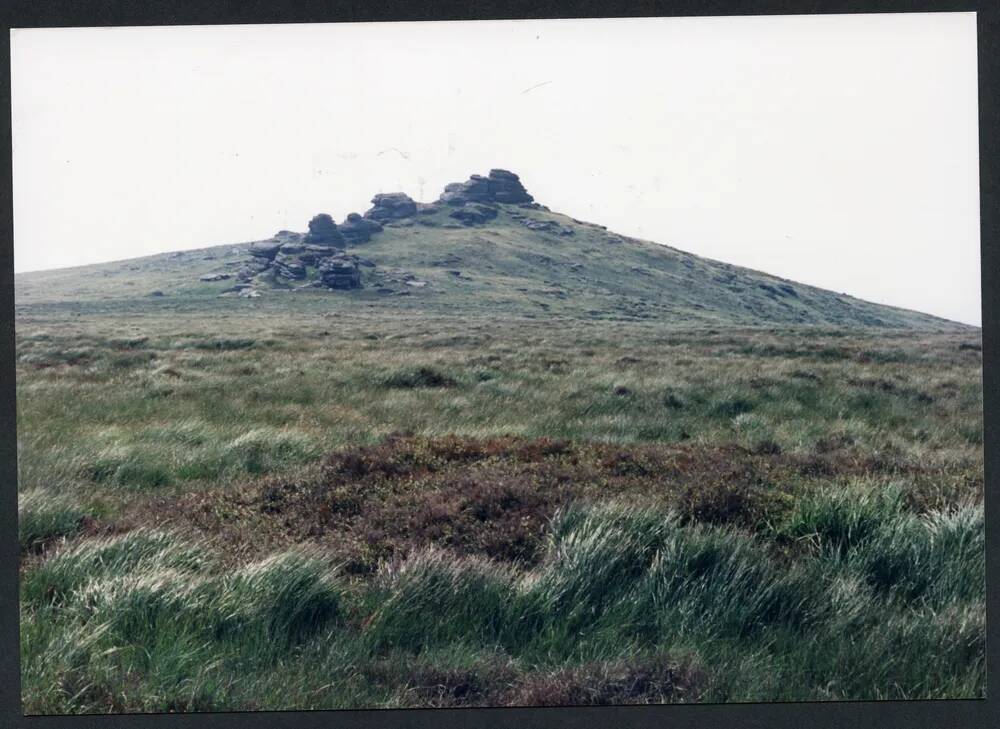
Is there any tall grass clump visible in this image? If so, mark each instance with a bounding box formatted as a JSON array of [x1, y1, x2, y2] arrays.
[[775, 482, 906, 556], [522, 503, 820, 657], [44, 547, 341, 652], [523, 504, 673, 641], [69, 569, 205, 647], [787, 599, 985, 701], [83, 446, 174, 490], [18, 488, 92, 552], [208, 550, 343, 648], [21, 536, 346, 713], [844, 502, 984, 606], [774, 485, 984, 606], [21, 530, 207, 607], [224, 428, 318, 475], [364, 549, 517, 652], [20, 530, 216, 713], [363, 503, 825, 663], [633, 522, 818, 641]]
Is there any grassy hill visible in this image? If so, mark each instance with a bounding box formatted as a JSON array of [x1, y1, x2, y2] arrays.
[[15, 201, 967, 331]]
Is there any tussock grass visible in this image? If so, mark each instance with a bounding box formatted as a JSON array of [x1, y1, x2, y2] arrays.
[[18, 489, 93, 552], [773, 484, 984, 606], [361, 501, 984, 700], [225, 428, 318, 475], [19, 500, 985, 711], [365, 550, 517, 652], [20, 531, 344, 714], [21, 530, 207, 607], [209, 551, 343, 647], [845, 502, 985, 606], [776, 482, 907, 555]]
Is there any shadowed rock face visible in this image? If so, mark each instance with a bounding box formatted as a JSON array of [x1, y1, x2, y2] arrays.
[[298, 244, 343, 265], [305, 214, 346, 246], [449, 202, 499, 226], [223, 169, 536, 292], [319, 255, 362, 289], [272, 253, 308, 281], [339, 213, 384, 244], [439, 169, 534, 206], [364, 193, 417, 222], [248, 240, 282, 259], [238, 220, 366, 290]]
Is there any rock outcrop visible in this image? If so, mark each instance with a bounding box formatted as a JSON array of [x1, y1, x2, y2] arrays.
[[248, 240, 282, 259], [364, 193, 417, 222], [439, 169, 533, 206], [199, 168, 539, 293], [298, 244, 344, 265], [304, 214, 345, 246], [487, 169, 534, 204], [237, 257, 271, 281], [449, 202, 499, 226], [272, 252, 308, 281], [339, 212, 383, 244], [228, 217, 373, 292], [319, 256, 363, 289], [509, 210, 574, 236]]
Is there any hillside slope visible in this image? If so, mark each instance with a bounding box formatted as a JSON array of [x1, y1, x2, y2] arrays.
[[14, 170, 968, 331]]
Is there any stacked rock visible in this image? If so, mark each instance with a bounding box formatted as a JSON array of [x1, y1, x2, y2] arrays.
[[247, 239, 283, 260], [438, 169, 533, 206], [241, 219, 362, 286], [237, 257, 272, 281], [440, 175, 492, 205], [319, 256, 362, 289], [298, 244, 345, 265], [339, 212, 384, 244], [304, 214, 346, 246], [272, 251, 308, 281], [364, 193, 417, 222], [487, 169, 534, 203]]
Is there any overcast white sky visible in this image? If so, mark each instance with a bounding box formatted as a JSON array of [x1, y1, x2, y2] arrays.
[[11, 13, 981, 325]]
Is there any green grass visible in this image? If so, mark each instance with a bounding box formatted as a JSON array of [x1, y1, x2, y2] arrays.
[[13, 201, 970, 331], [17, 489, 94, 553], [360, 501, 983, 701], [19, 500, 983, 712], [14, 290, 983, 711], [20, 531, 344, 713], [21, 530, 208, 607]]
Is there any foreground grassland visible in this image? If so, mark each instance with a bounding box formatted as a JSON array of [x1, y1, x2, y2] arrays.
[[16, 308, 984, 712]]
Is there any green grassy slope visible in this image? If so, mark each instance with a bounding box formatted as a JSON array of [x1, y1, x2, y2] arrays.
[[15, 203, 967, 331]]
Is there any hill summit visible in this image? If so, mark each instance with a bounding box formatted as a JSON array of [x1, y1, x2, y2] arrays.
[[224, 169, 549, 295], [14, 169, 967, 331]]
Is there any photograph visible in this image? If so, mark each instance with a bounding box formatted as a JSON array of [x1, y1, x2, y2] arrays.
[[8, 10, 987, 717]]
